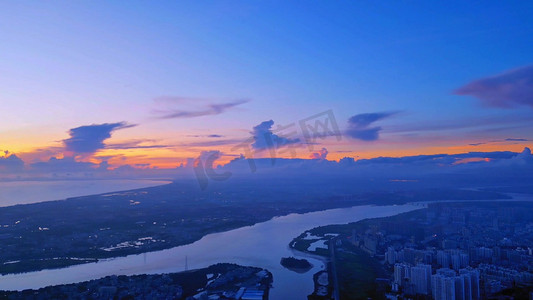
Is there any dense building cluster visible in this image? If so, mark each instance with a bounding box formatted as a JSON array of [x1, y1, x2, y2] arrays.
[[351, 202, 533, 299], [393, 263, 480, 299]]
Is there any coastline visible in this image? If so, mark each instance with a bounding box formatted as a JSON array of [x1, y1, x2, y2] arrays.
[[0, 179, 172, 207]]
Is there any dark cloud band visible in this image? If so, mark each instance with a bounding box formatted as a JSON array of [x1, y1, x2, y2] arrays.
[[63, 122, 135, 154]]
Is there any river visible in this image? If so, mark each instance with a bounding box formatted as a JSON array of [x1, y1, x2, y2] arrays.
[[0, 203, 423, 299]]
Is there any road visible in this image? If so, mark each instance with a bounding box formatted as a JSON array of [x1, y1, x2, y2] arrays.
[[329, 239, 340, 300]]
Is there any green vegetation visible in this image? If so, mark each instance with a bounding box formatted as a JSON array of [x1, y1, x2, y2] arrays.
[[289, 209, 426, 300], [280, 257, 312, 273], [335, 245, 386, 300], [0, 182, 507, 274]]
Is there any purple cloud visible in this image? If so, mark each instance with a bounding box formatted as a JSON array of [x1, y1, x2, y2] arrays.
[[309, 147, 328, 160], [346, 127, 382, 141], [454, 65, 533, 108], [30, 156, 98, 173], [64, 122, 135, 155], [345, 112, 395, 141], [251, 120, 300, 150], [0, 154, 24, 171]]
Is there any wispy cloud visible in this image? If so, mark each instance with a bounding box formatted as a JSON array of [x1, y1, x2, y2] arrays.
[[389, 114, 533, 134], [178, 138, 244, 148], [186, 134, 224, 138], [105, 139, 171, 150], [468, 138, 529, 147], [348, 112, 393, 128], [454, 64, 533, 108], [153, 98, 249, 119]]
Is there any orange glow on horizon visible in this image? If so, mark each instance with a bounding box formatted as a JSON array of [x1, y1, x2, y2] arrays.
[[453, 157, 492, 165], [6, 136, 532, 170]]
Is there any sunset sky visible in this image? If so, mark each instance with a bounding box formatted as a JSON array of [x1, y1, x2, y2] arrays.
[[1, 1, 532, 172]]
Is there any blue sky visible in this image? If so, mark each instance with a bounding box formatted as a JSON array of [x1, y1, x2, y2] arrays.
[[0, 1, 532, 171]]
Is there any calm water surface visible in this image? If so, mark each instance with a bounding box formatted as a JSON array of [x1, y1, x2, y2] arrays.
[[0, 179, 171, 207], [0, 203, 422, 299]]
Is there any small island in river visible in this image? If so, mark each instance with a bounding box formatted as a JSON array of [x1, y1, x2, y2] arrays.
[[280, 256, 313, 273]]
